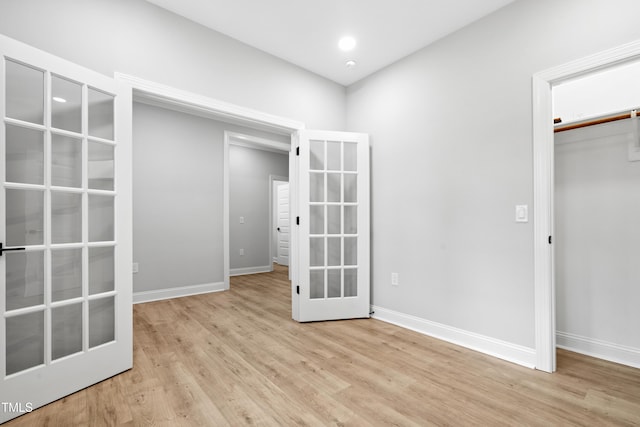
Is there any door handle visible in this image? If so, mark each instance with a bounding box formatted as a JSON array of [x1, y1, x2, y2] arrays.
[[0, 243, 26, 257]]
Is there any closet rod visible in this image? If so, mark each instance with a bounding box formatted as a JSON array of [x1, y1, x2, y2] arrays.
[[554, 109, 639, 133]]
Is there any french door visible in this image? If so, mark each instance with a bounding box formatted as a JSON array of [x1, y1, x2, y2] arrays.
[[0, 36, 132, 423], [293, 130, 370, 322]]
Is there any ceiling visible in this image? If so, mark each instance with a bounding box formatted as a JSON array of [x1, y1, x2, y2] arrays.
[[145, 0, 516, 86]]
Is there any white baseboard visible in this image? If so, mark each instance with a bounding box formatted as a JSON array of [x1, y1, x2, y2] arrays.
[[556, 331, 640, 369], [230, 265, 272, 276], [133, 282, 225, 304], [371, 305, 536, 369]]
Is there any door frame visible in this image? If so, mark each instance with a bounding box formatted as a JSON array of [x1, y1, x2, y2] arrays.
[[223, 131, 289, 284], [532, 39, 640, 373], [270, 176, 289, 267], [114, 73, 304, 292]]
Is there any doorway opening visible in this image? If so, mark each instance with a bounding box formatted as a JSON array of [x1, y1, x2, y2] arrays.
[[271, 177, 290, 267], [532, 40, 640, 373], [552, 61, 640, 370], [224, 131, 290, 283], [115, 74, 303, 300]]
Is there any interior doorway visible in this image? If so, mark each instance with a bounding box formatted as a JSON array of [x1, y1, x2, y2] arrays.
[[272, 178, 290, 267], [532, 40, 640, 373], [224, 132, 291, 284], [552, 61, 640, 369]]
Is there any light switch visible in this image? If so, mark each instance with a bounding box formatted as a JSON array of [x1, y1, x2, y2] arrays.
[[239, 216, 245, 224], [515, 205, 528, 223]]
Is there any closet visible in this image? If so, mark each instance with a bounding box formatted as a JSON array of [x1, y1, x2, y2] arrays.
[[554, 100, 640, 368]]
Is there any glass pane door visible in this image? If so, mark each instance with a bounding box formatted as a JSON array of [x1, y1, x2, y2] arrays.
[[296, 130, 370, 322], [3, 57, 118, 373], [1, 35, 131, 423]]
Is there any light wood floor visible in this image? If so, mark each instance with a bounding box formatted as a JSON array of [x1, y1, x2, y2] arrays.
[[6, 264, 640, 426]]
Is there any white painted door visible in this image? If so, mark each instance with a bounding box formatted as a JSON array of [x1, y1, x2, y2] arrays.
[[276, 182, 289, 266], [0, 36, 132, 423], [294, 130, 370, 322]]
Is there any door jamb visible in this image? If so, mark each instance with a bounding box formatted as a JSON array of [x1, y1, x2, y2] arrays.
[[532, 39, 640, 373]]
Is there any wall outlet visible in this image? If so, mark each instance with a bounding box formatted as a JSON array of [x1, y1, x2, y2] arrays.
[[239, 249, 245, 256], [132, 262, 139, 274], [391, 272, 399, 286]]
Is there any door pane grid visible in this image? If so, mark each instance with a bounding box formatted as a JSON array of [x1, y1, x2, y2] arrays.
[[3, 57, 117, 377], [308, 139, 359, 300]]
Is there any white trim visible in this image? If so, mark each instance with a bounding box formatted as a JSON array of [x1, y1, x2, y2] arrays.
[[557, 331, 640, 369], [223, 134, 231, 290], [114, 73, 305, 134], [228, 131, 290, 154], [372, 305, 536, 369], [532, 39, 640, 373], [229, 266, 273, 276], [133, 282, 225, 304]]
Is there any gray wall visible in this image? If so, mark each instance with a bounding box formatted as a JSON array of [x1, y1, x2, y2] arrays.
[[132, 102, 222, 292], [229, 146, 288, 272], [133, 102, 287, 293], [555, 121, 640, 350], [346, 0, 640, 348], [0, 0, 345, 130]]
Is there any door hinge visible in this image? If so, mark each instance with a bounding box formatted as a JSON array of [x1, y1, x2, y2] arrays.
[[296, 146, 300, 156], [548, 235, 552, 244], [296, 285, 300, 295], [296, 216, 300, 225]]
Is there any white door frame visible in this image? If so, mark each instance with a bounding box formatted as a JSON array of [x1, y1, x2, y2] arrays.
[[532, 39, 640, 373], [223, 131, 289, 284], [113, 74, 304, 291], [270, 176, 289, 267]]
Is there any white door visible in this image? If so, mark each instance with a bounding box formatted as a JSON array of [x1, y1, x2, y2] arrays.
[[293, 130, 370, 322], [0, 36, 132, 423], [276, 182, 289, 266]]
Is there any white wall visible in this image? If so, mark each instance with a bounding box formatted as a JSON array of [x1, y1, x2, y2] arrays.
[[554, 60, 640, 124], [346, 0, 640, 355], [555, 120, 640, 366], [132, 102, 288, 295], [0, 0, 345, 130], [229, 146, 288, 274]]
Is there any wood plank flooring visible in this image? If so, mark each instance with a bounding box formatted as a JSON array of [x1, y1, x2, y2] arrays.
[[6, 264, 640, 426]]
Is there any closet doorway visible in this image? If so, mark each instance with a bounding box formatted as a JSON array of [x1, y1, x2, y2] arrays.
[[532, 42, 640, 372], [553, 61, 640, 369]]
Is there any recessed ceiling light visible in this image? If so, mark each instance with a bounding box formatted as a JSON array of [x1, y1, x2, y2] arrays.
[[345, 60, 357, 69], [338, 36, 357, 52], [52, 97, 67, 103]]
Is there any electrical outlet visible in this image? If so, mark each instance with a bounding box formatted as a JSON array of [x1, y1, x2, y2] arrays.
[[239, 249, 245, 256], [132, 262, 139, 274], [391, 272, 399, 286]]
